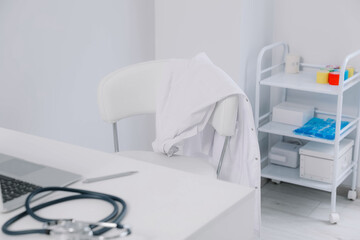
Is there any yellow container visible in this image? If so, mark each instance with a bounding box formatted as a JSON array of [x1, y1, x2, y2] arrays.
[[316, 70, 329, 84], [347, 67, 354, 78]]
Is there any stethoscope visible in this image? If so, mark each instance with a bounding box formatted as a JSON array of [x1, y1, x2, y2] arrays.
[[2, 187, 131, 239]]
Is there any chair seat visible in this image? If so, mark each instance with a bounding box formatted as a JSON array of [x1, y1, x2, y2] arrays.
[[116, 151, 216, 178]]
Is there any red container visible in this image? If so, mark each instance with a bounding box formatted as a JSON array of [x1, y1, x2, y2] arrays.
[[328, 72, 340, 85]]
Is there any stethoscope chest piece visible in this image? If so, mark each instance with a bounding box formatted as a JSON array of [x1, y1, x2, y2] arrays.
[[46, 220, 93, 240], [44, 219, 131, 240]]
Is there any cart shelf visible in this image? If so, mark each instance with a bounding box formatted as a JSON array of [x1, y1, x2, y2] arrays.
[[261, 70, 360, 94], [260, 70, 339, 95], [262, 162, 356, 192], [258, 120, 357, 145], [262, 163, 333, 192]]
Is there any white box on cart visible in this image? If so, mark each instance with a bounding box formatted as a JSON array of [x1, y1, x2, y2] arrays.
[[299, 139, 354, 183], [272, 102, 314, 126]]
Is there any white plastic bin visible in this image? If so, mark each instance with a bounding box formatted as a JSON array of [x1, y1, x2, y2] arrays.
[[299, 139, 354, 183]]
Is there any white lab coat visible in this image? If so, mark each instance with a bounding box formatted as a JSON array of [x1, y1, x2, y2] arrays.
[[152, 53, 261, 237]]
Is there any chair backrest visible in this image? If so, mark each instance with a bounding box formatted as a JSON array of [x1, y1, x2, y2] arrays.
[[98, 59, 239, 137]]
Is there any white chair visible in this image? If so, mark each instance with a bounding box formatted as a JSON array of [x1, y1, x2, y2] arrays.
[[98, 59, 238, 178]]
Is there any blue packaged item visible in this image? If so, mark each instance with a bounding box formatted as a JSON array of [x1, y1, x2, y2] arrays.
[[293, 117, 349, 140]]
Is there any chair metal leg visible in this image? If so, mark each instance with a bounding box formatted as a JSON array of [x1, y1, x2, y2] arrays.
[[217, 136, 230, 178], [113, 122, 119, 152]]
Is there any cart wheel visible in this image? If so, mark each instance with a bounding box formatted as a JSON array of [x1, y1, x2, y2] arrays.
[[329, 213, 340, 224], [271, 179, 281, 184], [347, 190, 357, 201]]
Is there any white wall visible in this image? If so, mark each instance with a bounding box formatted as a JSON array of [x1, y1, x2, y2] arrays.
[[273, 0, 360, 66], [272, 0, 360, 187], [155, 0, 273, 103], [0, 0, 155, 152], [155, 0, 244, 87], [241, 0, 274, 108]]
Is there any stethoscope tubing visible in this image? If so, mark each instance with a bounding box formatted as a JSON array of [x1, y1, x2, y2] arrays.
[[2, 187, 127, 236]]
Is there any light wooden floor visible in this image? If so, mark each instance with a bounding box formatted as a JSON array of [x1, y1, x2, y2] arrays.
[[261, 182, 360, 240]]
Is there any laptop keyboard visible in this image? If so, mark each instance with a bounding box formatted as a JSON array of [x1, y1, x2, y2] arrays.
[[0, 174, 41, 203]]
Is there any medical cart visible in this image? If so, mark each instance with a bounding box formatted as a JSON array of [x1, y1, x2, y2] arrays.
[[255, 42, 360, 223]]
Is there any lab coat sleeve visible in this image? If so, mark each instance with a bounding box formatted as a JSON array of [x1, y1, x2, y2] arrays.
[[152, 52, 239, 156]]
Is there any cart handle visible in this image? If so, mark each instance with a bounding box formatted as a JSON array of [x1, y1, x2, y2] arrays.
[[256, 42, 289, 75], [340, 49, 360, 88]]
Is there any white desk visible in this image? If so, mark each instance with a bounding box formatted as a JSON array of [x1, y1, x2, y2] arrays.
[[0, 128, 255, 240]]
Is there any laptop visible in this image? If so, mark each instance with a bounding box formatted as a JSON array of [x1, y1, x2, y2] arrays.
[[0, 153, 82, 212]]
